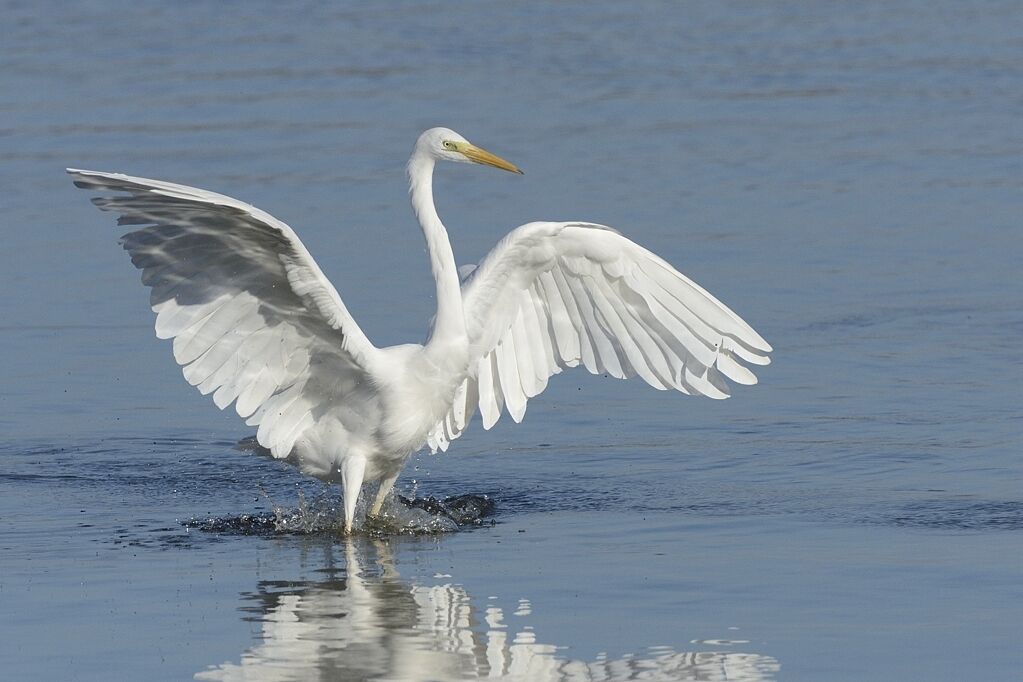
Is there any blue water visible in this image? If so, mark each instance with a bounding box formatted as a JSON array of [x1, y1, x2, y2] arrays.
[[2, 2, 1021, 680]]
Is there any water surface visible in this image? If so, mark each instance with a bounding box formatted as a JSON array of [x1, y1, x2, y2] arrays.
[[2, 2, 1022, 680]]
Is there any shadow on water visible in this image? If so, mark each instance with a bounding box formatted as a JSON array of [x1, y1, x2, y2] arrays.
[[194, 539, 781, 682]]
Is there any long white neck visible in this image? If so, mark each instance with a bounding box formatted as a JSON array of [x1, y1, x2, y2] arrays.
[[407, 151, 467, 352]]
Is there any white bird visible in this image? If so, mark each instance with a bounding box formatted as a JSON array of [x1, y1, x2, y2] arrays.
[[69, 127, 771, 533]]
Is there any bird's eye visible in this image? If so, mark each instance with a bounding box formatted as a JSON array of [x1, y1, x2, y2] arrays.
[[443, 141, 455, 150]]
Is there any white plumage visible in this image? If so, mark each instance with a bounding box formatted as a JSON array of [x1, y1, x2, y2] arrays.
[[70, 127, 771, 532]]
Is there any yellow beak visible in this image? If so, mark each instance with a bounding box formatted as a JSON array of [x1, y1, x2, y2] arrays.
[[460, 143, 523, 174]]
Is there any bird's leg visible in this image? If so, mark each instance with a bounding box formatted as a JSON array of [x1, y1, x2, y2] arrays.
[[369, 473, 399, 518], [340, 455, 366, 535]]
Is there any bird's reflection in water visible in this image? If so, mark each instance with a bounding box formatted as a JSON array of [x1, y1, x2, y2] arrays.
[[196, 540, 779, 681]]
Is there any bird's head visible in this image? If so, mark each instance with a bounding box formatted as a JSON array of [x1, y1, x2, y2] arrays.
[[415, 127, 523, 174]]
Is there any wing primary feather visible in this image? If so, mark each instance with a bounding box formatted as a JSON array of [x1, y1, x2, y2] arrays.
[[477, 353, 500, 429], [563, 272, 623, 378], [716, 349, 758, 385], [525, 284, 558, 384], [586, 276, 669, 389], [627, 272, 718, 368], [462, 378, 479, 430], [537, 271, 580, 364], [550, 267, 597, 372], [495, 336, 527, 422], [603, 276, 683, 389], [722, 337, 771, 366], [639, 257, 770, 354], [213, 330, 281, 416], [200, 326, 271, 399], [509, 307, 539, 397], [451, 379, 468, 427]]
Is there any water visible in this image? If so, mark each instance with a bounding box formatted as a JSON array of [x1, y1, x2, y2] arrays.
[[2, 2, 1022, 680]]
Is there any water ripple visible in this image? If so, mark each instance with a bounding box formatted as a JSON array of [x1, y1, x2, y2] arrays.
[[878, 499, 1023, 531]]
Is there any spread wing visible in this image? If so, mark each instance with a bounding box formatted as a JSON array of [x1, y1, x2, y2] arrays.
[[427, 221, 771, 452], [69, 169, 382, 458]]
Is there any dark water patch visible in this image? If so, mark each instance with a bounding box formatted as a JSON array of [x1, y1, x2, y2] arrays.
[[395, 493, 495, 526], [185, 513, 281, 536], [0, 437, 309, 501], [870, 498, 1023, 531], [109, 523, 213, 551], [798, 301, 1012, 334], [0, 472, 83, 483]]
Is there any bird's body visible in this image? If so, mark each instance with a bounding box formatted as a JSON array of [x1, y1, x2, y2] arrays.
[[70, 127, 771, 533]]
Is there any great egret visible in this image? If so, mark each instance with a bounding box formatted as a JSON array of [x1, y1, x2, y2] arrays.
[[69, 127, 771, 533]]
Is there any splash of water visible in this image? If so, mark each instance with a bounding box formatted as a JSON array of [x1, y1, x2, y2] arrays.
[[185, 488, 495, 537]]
